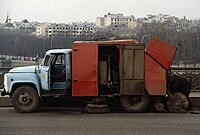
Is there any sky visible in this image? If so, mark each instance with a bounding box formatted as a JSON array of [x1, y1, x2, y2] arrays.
[[0, 0, 200, 23]]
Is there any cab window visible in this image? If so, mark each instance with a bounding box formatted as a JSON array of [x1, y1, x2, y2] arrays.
[[55, 54, 65, 65]]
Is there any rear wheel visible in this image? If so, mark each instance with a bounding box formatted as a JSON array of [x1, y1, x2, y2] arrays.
[[120, 91, 149, 112], [167, 92, 188, 113], [11, 86, 39, 113]]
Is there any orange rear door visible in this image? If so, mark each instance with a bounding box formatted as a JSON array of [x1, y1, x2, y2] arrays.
[[72, 43, 98, 96]]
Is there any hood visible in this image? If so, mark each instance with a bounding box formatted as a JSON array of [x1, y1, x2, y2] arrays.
[[9, 66, 37, 73]]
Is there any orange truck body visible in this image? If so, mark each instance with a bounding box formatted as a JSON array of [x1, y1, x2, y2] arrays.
[[71, 38, 177, 97]]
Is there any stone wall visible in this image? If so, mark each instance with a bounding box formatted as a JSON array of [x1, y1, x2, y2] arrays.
[[0, 60, 36, 68]]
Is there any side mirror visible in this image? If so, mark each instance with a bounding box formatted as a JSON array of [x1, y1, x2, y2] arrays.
[[35, 55, 39, 65]]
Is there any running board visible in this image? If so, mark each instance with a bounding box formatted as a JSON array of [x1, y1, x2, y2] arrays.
[[41, 90, 67, 97]]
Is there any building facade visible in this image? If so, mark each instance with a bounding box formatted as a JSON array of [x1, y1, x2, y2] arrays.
[[174, 16, 192, 31], [36, 23, 51, 36], [3, 14, 15, 30], [96, 13, 137, 29], [13, 19, 39, 32], [137, 14, 192, 31], [36, 22, 96, 38]]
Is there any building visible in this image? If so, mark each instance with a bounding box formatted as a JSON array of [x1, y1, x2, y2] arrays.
[[173, 16, 192, 31], [137, 14, 192, 31], [36, 22, 96, 38], [4, 14, 15, 30], [146, 14, 177, 23], [2, 14, 39, 32], [96, 13, 137, 29], [96, 17, 104, 27], [13, 19, 39, 32], [36, 23, 51, 36]]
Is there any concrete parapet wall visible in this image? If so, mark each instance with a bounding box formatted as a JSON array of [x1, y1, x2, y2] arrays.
[[0, 96, 12, 107], [0, 60, 36, 88], [12, 60, 36, 67], [0, 60, 36, 68]]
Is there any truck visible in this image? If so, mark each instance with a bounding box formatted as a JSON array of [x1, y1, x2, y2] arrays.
[[2, 38, 191, 113]]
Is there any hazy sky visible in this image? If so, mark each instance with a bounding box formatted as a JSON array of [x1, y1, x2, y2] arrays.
[[1, 0, 200, 23]]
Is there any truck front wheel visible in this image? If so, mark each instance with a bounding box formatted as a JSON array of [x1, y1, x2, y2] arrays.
[[120, 91, 149, 112], [11, 86, 39, 113]]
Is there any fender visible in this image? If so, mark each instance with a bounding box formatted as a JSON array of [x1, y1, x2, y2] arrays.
[[5, 72, 41, 97]]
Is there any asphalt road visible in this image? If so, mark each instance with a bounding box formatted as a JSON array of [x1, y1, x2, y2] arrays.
[[0, 107, 200, 135]]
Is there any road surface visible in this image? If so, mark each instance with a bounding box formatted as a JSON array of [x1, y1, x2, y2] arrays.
[[0, 107, 200, 135]]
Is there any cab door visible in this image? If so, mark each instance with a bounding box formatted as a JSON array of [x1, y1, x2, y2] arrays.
[[40, 66, 50, 90], [40, 55, 51, 91]]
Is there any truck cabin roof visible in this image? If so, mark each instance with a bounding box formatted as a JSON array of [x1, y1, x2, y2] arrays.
[[45, 49, 72, 55], [73, 39, 139, 46]]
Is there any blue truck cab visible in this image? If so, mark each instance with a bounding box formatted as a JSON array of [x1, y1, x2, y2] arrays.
[[3, 49, 72, 112]]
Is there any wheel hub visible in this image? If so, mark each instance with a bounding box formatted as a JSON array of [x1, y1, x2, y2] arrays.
[[19, 93, 32, 106], [154, 101, 164, 112], [173, 100, 182, 109]]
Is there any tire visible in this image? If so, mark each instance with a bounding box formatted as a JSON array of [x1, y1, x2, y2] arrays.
[[120, 91, 149, 112], [11, 86, 39, 113]]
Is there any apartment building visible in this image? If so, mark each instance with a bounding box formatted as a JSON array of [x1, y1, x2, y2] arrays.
[[36, 22, 95, 38], [96, 13, 137, 29], [36, 23, 51, 36]]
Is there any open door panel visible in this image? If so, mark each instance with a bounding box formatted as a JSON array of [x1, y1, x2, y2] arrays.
[[120, 45, 144, 95], [72, 43, 98, 96]]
